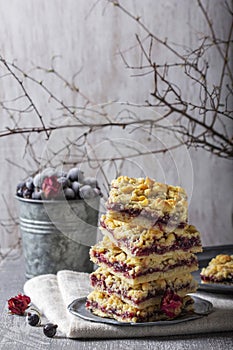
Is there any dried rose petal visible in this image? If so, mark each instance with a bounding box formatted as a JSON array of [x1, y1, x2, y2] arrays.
[[8, 294, 31, 316], [42, 175, 61, 199], [160, 289, 182, 318]]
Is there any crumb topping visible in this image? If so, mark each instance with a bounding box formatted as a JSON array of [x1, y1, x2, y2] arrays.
[[107, 176, 188, 221]]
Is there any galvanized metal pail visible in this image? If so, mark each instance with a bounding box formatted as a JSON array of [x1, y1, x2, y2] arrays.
[[16, 196, 100, 278]]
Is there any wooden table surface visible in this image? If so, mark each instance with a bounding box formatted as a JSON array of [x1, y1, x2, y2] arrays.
[[0, 250, 232, 350]]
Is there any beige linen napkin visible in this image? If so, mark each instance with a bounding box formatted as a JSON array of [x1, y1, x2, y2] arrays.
[[24, 270, 233, 339]]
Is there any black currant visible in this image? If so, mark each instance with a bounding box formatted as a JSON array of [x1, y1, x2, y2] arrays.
[[43, 323, 58, 338], [27, 312, 40, 326]]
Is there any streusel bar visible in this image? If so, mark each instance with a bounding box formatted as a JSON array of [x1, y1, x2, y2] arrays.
[[86, 290, 194, 323], [90, 267, 198, 309], [200, 254, 233, 284], [106, 176, 188, 229], [100, 214, 202, 257], [90, 236, 199, 285]]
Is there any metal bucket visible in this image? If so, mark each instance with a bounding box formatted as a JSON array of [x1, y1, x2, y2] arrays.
[[16, 196, 100, 278]]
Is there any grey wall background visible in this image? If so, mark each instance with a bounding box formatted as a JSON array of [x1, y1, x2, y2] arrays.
[[0, 0, 232, 251]]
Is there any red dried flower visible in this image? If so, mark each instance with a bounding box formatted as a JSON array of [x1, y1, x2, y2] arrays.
[[42, 175, 61, 199], [8, 294, 31, 316], [160, 289, 182, 318]]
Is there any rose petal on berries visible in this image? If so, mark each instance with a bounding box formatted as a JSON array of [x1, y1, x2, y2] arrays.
[[42, 176, 61, 199]]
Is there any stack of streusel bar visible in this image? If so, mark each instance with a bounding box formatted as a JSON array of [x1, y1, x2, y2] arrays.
[[86, 176, 202, 323]]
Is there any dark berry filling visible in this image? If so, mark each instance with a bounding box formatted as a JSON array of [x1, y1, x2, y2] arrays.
[[91, 250, 197, 279], [129, 236, 201, 256], [85, 299, 157, 322], [105, 203, 186, 228], [200, 274, 233, 284]]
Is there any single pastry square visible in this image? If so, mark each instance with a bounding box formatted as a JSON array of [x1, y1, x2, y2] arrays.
[[100, 214, 202, 257], [106, 176, 188, 230], [86, 290, 194, 323], [90, 267, 198, 309], [200, 254, 233, 284], [90, 236, 199, 285]]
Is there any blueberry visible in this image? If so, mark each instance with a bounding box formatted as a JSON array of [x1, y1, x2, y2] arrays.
[[23, 188, 32, 199], [33, 173, 43, 188], [16, 188, 24, 197], [63, 187, 75, 200], [27, 312, 40, 326], [71, 181, 81, 195], [83, 177, 98, 188], [79, 185, 96, 199], [56, 170, 67, 178], [32, 190, 43, 200], [26, 177, 34, 191], [67, 168, 84, 183], [17, 181, 26, 191], [16, 181, 26, 197], [43, 323, 58, 338], [57, 176, 70, 188]]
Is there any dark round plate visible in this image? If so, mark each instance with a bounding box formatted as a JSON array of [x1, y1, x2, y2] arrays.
[[193, 270, 233, 294], [68, 296, 213, 326], [194, 245, 233, 294]]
